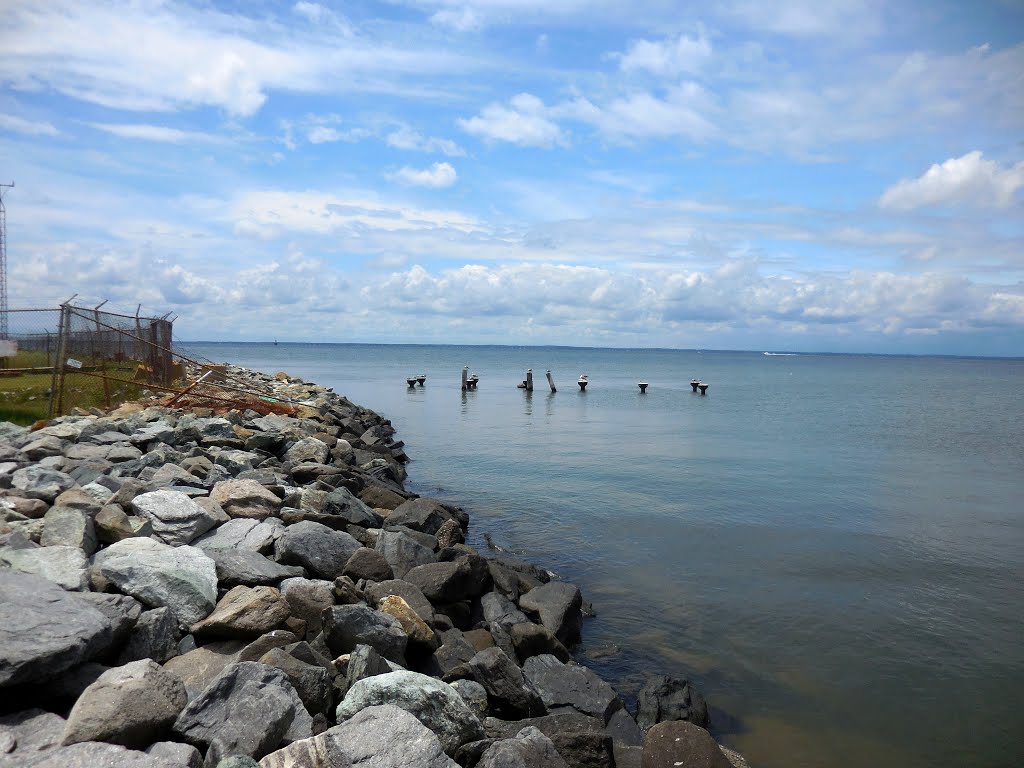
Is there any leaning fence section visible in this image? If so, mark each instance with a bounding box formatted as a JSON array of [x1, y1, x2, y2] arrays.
[[1, 302, 304, 424]]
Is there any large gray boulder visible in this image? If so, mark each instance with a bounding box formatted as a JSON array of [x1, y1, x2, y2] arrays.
[[258, 647, 332, 717], [62, 659, 188, 748], [259, 704, 457, 768], [321, 487, 379, 528], [209, 549, 306, 587], [336, 670, 484, 756], [477, 726, 569, 768], [343, 547, 393, 582], [7, 741, 182, 767], [162, 641, 246, 701], [481, 591, 530, 629], [117, 607, 180, 664], [364, 579, 436, 624], [0, 544, 90, 590], [274, 521, 360, 580], [461, 647, 546, 720], [374, 530, 435, 579], [403, 560, 478, 603], [518, 582, 583, 647], [130, 489, 219, 546], [283, 437, 330, 465], [194, 518, 282, 554], [522, 654, 622, 722], [173, 662, 310, 765], [0, 571, 115, 687], [91, 538, 217, 626], [386, 498, 461, 535], [322, 604, 407, 663], [0, 709, 67, 763], [40, 506, 98, 555], [10, 466, 75, 502]]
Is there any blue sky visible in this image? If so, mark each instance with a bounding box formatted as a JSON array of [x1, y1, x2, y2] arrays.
[[1, 0, 1022, 355]]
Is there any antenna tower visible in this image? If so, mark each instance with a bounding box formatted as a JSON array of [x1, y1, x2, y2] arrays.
[[0, 182, 12, 339]]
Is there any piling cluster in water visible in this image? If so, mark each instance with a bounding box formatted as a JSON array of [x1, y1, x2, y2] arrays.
[[0, 365, 744, 768]]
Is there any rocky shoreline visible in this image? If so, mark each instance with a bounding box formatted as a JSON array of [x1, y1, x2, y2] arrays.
[[0, 365, 747, 768]]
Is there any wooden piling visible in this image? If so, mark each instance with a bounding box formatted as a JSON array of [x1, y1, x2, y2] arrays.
[[525, 368, 534, 392], [461, 366, 468, 391], [546, 370, 556, 392]]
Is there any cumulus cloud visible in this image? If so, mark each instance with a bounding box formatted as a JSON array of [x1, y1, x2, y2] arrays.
[[615, 32, 713, 76], [458, 94, 567, 148], [391, 162, 458, 188], [561, 83, 717, 142], [307, 125, 373, 144], [0, 114, 59, 136], [879, 151, 1024, 210]]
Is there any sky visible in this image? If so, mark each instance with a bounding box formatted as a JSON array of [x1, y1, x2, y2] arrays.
[[1, 0, 1022, 355]]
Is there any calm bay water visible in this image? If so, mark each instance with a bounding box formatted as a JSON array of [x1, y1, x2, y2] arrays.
[[188, 342, 1024, 768]]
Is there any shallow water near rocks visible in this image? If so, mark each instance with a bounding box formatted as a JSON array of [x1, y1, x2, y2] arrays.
[[187, 342, 1024, 768]]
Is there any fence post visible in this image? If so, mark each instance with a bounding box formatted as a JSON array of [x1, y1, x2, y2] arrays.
[[48, 304, 69, 418]]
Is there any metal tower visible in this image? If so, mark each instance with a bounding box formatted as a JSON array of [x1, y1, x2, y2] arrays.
[[0, 182, 12, 339]]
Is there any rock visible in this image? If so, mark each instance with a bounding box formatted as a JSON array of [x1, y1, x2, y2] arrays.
[[211, 479, 283, 520], [0, 496, 48, 519], [403, 561, 477, 603], [464, 629, 496, 652], [118, 607, 180, 664], [477, 726, 568, 768], [331, 575, 365, 605], [483, 712, 603, 741], [635, 675, 710, 731], [606, 708, 643, 746], [0, 571, 115, 686], [8, 740, 183, 767], [195, 518, 282, 554], [10, 466, 75, 503], [435, 518, 464, 549], [522, 655, 622, 723], [374, 530, 435, 579], [151, 462, 208, 489], [321, 487, 379, 528], [385, 498, 458, 536], [518, 582, 583, 647], [358, 485, 407, 511], [237, 631, 302, 663], [20, 435, 67, 461], [163, 642, 246, 701], [377, 595, 437, 651], [509, 622, 571, 664], [191, 586, 291, 640], [209, 549, 307, 587], [0, 708, 66, 760], [640, 720, 731, 768], [336, 670, 483, 756], [279, 578, 335, 639], [40, 506, 98, 554], [450, 679, 489, 721], [259, 704, 457, 768], [53, 486, 105, 513], [275, 521, 360, 580], [0, 544, 89, 590], [91, 538, 218, 626], [146, 741, 203, 768], [130, 490, 219, 546], [346, 643, 393, 689], [322, 604, 407, 664], [173, 662, 309, 764], [259, 647, 332, 716], [215, 449, 262, 475], [364, 579, 435, 624], [284, 437, 330, 465], [95, 505, 149, 543], [482, 591, 530, 629], [76, 592, 143, 647], [342, 547, 393, 582], [62, 659, 188, 748], [548, 731, 614, 768], [462, 647, 546, 720]]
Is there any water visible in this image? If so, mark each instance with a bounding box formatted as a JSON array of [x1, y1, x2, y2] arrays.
[[187, 342, 1024, 767]]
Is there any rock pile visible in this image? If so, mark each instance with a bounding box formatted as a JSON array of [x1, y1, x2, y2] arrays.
[[0, 365, 745, 768]]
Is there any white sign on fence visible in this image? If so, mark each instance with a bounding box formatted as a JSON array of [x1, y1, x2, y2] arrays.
[[0, 340, 17, 358], [66, 358, 83, 369]]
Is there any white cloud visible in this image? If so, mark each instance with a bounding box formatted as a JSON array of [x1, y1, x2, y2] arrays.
[[307, 125, 373, 144], [458, 94, 567, 148], [725, 0, 883, 39], [87, 122, 224, 144], [391, 162, 458, 188], [430, 7, 482, 31], [0, 114, 59, 137], [615, 32, 712, 76], [386, 126, 465, 156], [562, 83, 717, 142], [1, 1, 472, 116], [880, 151, 1024, 210]]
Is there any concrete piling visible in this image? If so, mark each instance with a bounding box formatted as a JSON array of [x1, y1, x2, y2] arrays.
[[461, 366, 469, 391], [638, 382, 648, 393], [577, 374, 588, 391], [698, 383, 709, 395], [690, 379, 700, 392]]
